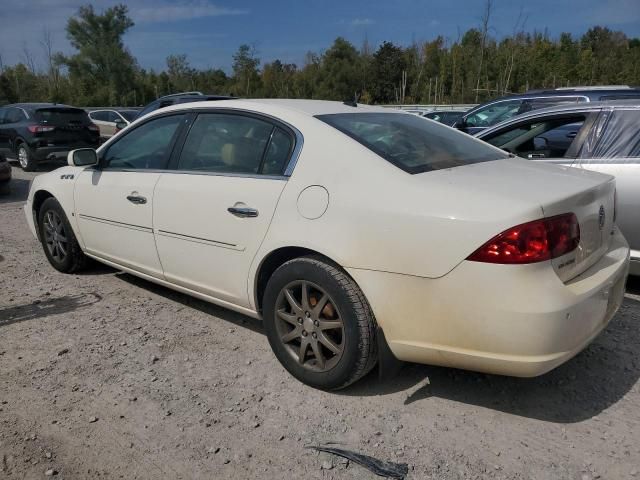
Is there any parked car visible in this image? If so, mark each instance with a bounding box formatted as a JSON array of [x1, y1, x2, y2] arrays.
[[136, 92, 235, 119], [0, 103, 100, 171], [455, 86, 640, 135], [422, 110, 466, 126], [87, 109, 139, 139], [0, 153, 11, 194], [25, 99, 628, 390], [476, 100, 640, 275]]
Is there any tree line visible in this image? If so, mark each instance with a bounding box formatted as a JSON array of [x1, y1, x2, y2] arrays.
[[1, 3, 639, 107]]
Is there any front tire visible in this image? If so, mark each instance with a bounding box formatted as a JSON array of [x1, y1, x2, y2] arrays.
[[263, 256, 377, 390], [38, 197, 89, 273], [17, 143, 37, 172]]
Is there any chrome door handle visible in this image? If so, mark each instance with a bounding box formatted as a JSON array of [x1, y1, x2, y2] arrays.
[[126, 194, 147, 205], [227, 206, 259, 218]]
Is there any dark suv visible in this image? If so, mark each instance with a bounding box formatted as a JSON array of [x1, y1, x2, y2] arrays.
[[455, 86, 640, 134], [135, 92, 235, 120], [0, 103, 100, 171]]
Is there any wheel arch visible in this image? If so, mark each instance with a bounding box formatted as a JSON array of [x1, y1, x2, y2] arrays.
[[253, 246, 355, 314], [31, 189, 55, 241]]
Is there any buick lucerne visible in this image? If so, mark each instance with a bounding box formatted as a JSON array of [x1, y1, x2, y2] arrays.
[[25, 100, 630, 389]]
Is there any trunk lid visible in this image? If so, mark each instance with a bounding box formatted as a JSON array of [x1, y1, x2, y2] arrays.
[[34, 107, 97, 145], [411, 158, 616, 281]]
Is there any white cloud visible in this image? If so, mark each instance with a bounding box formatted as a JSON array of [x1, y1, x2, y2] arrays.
[[131, 1, 249, 24], [351, 18, 375, 26]]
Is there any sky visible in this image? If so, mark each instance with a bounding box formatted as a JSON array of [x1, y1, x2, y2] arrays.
[[0, 0, 639, 73]]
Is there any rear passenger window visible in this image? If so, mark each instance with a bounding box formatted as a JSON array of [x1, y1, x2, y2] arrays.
[[6, 108, 25, 123], [581, 110, 640, 159], [262, 128, 293, 175], [178, 114, 276, 174]]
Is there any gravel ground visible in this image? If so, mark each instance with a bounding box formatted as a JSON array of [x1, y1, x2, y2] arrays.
[[1, 164, 639, 480]]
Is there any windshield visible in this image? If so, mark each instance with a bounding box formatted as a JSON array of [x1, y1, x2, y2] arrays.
[[316, 112, 508, 174], [118, 110, 138, 121]]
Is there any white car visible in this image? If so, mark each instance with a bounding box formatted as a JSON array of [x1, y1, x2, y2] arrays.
[[24, 100, 629, 390]]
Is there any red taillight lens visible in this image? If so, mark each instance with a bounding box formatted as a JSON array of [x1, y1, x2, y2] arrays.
[[87, 123, 99, 132], [27, 125, 55, 133], [467, 213, 580, 264]]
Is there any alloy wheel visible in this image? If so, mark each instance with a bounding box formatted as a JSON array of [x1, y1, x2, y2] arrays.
[[43, 210, 68, 263], [274, 280, 345, 372], [18, 147, 28, 169]]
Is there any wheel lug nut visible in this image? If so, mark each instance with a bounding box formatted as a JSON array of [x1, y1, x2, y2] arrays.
[[312, 332, 317, 339], [314, 320, 319, 327], [305, 311, 310, 317], [297, 318, 303, 324], [301, 330, 308, 337]]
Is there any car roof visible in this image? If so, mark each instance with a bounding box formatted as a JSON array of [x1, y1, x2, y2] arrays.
[[154, 99, 391, 118]]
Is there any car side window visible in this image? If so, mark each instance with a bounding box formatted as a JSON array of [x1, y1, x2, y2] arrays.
[[90, 111, 106, 122], [6, 108, 25, 123], [465, 100, 522, 128], [581, 110, 640, 160], [262, 128, 293, 175], [519, 96, 583, 114], [485, 115, 587, 159], [177, 113, 276, 174], [102, 114, 184, 170]]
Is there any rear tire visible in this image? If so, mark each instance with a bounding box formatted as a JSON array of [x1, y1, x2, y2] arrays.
[[263, 255, 377, 390], [38, 197, 89, 273], [17, 143, 37, 172]]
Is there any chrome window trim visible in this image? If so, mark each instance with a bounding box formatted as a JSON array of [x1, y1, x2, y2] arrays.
[[90, 166, 288, 181], [97, 106, 304, 178]]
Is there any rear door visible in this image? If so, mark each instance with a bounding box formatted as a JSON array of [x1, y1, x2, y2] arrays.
[[0, 108, 10, 155], [2, 108, 27, 155], [575, 108, 640, 254], [74, 113, 186, 277], [153, 111, 296, 307]]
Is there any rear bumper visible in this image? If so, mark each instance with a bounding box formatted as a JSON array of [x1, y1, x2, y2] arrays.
[[348, 228, 630, 377], [29, 143, 99, 162]]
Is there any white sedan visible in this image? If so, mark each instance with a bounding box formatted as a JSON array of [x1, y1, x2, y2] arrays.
[[24, 99, 630, 390]]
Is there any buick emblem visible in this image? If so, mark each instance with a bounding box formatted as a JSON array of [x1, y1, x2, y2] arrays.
[[598, 205, 605, 230]]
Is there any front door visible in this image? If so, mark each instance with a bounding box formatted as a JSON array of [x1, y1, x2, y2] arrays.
[[153, 111, 296, 307], [74, 113, 186, 277]]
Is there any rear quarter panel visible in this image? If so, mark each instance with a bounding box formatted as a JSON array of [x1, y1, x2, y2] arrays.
[[576, 159, 640, 254]]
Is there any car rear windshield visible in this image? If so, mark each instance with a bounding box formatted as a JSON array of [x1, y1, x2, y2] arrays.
[[316, 112, 508, 174], [35, 108, 89, 125]]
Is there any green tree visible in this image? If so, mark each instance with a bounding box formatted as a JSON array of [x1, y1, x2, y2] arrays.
[[232, 44, 261, 96], [56, 4, 137, 106], [371, 41, 407, 103]]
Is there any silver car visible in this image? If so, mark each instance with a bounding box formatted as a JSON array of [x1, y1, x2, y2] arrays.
[[476, 100, 640, 275]]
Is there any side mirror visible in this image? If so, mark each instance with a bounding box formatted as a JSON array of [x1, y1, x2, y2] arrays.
[[115, 121, 127, 131], [68, 148, 98, 167]]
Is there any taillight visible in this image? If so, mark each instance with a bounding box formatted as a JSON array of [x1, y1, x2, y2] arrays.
[[27, 125, 55, 133], [87, 123, 100, 132], [467, 213, 580, 264]]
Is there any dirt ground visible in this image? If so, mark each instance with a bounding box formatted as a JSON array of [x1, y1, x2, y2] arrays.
[[1, 164, 639, 480]]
